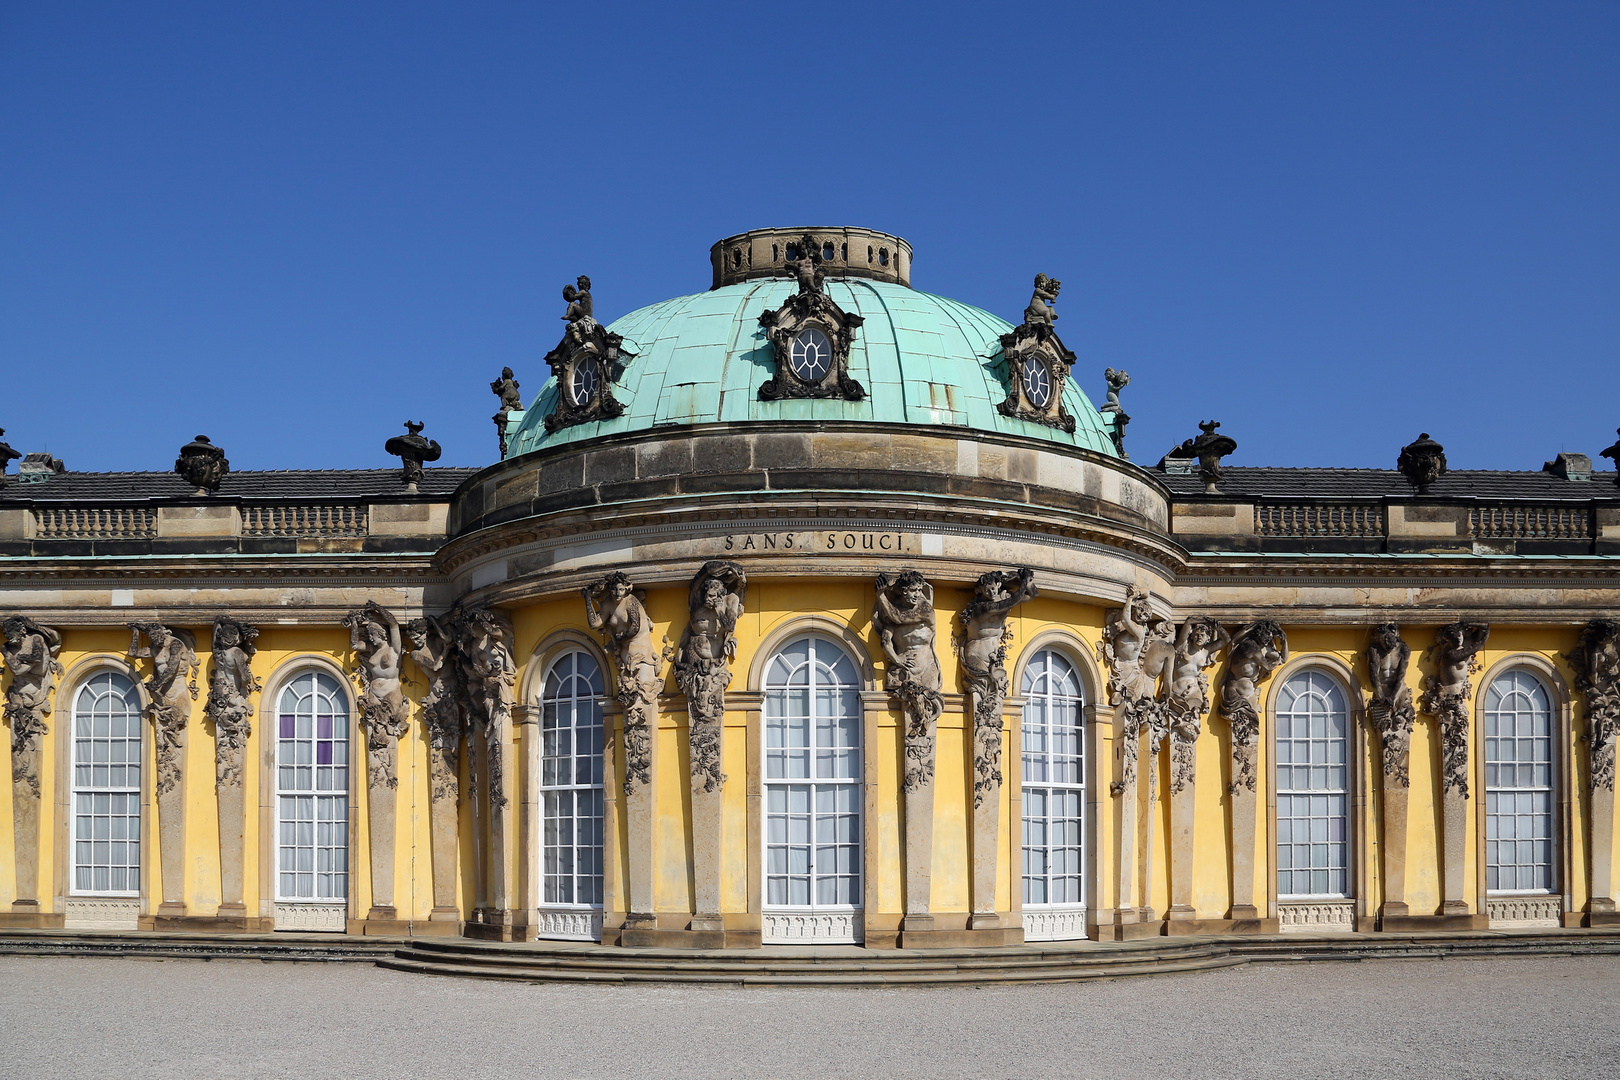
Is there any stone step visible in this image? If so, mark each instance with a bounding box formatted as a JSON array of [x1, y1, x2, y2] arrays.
[[376, 952, 1248, 987]]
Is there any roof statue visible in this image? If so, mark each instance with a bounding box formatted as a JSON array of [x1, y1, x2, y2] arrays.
[[1023, 274, 1060, 327], [1163, 420, 1238, 493], [1397, 432, 1447, 493], [385, 420, 443, 493], [757, 234, 867, 403], [543, 276, 629, 435], [1602, 428, 1620, 487], [0, 429, 19, 485], [562, 275, 594, 324], [490, 366, 522, 456], [997, 272, 1078, 433], [1099, 368, 1131, 458], [174, 435, 229, 496]]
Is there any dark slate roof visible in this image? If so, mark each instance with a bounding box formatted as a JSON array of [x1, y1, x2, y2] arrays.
[[1158, 466, 1620, 500], [0, 467, 481, 502]]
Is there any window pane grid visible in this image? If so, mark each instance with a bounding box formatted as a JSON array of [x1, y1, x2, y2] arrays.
[[1275, 671, 1351, 898], [276, 672, 350, 901], [540, 651, 606, 908], [764, 637, 862, 910], [1021, 651, 1085, 909], [72, 672, 143, 895], [1485, 671, 1555, 894]]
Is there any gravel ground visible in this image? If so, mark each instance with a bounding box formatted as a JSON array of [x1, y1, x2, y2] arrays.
[[3, 954, 1617, 1079]]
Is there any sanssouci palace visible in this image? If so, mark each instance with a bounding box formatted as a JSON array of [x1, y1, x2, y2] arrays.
[[4, 225, 1620, 959]]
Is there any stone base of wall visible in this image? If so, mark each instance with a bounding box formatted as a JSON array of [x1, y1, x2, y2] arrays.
[[1487, 895, 1562, 929], [1278, 901, 1357, 934]]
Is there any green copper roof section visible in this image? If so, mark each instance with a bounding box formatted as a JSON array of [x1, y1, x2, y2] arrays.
[[505, 278, 1117, 458]]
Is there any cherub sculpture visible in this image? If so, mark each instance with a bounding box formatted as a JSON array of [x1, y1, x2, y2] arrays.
[[562, 276, 594, 324], [787, 235, 825, 297], [1023, 274, 1061, 327], [957, 568, 1038, 805], [874, 570, 944, 793], [672, 561, 746, 792]]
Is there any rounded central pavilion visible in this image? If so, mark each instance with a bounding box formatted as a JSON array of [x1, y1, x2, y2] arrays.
[[449, 226, 1170, 947]]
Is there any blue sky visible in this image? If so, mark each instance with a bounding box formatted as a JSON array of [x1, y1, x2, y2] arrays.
[[2, 2, 1617, 473]]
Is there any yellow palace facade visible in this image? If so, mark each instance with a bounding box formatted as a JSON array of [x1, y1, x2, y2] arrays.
[[2, 226, 1618, 949]]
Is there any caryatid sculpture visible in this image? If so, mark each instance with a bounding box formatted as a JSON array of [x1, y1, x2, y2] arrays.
[[1165, 616, 1230, 794], [957, 567, 1038, 806], [407, 613, 467, 803], [128, 622, 198, 916], [344, 601, 410, 922], [1420, 621, 1490, 798], [874, 570, 944, 794], [584, 571, 661, 792], [457, 605, 516, 809], [205, 616, 258, 917], [1366, 624, 1415, 785], [1569, 619, 1620, 792], [344, 602, 410, 791], [2, 616, 63, 798], [1219, 621, 1288, 795], [672, 561, 746, 793], [1097, 587, 1174, 796], [1, 616, 62, 914], [128, 624, 199, 798], [205, 617, 259, 789]]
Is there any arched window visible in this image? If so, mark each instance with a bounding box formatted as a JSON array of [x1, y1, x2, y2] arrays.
[[762, 635, 862, 942], [1484, 671, 1555, 894], [275, 671, 350, 905], [71, 671, 143, 895], [539, 650, 606, 930], [1021, 649, 1086, 939], [1275, 670, 1351, 898]]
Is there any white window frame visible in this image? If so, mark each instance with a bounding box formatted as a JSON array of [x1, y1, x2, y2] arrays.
[[69, 671, 144, 898], [1274, 669, 1353, 901], [536, 648, 606, 941], [1020, 648, 1087, 940], [761, 634, 863, 944], [1483, 670, 1556, 896], [273, 670, 351, 907]]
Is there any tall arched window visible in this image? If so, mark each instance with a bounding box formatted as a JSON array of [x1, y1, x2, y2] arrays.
[[1275, 670, 1351, 899], [762, 635, 862, 943], [1484, 671, 1555, 894], [538, 649, 605, 937], [275, 671, 350, 909], [71, 671, 143, 895], [1021, 649, 1086, 940]]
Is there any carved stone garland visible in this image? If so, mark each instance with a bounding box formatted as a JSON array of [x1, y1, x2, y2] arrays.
[[757, 235, 867, 402], [997, 274, 1076, 432], [1, 616, 62, 916], [544, 277, 629, 433]]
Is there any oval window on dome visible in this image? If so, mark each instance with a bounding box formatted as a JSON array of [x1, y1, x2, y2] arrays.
[[1021, 355, 1052, 408], [788, 327, 833, 382], [570, 357, 600, 406]]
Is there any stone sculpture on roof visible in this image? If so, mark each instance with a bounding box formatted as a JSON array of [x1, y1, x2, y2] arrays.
[[1398, 433, 1447, 494], [385, 421, 442, 493], [758, 234, 868, 403], [997, 273, 1077, 433], [175, 435, 228, 495], [1163, 421, 1238, 493], [1601, 429, 1620, 487], [490, 367, 523, 456], [0, 429, 19, 485], [1099, 368, 1131, 458], [544, 277, 628, 434]]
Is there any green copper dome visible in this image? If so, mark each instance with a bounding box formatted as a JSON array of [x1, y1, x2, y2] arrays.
[[505, 276, 1118, 459]]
